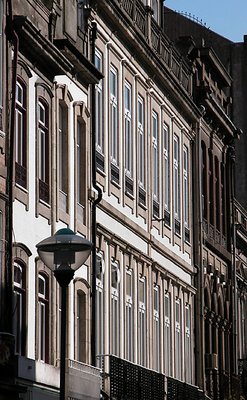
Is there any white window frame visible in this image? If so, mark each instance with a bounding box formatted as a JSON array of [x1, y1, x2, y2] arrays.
[[183, 145, 189, 228], [175, 298, 182, 380], [138, 95, 145, 188], [38, 273, 48, 363], [138, 276, 146, 367], [124, 81, 132, 177], [95, 49, 104, 154], [163, 123, 170, 212], [110, 65, 118, 165], [152, 111, 159, 201], [164, 292, 171, 376], [153, 285, 160, 371], [174, 134, 180, 221], [185, 303, 192, 383], [125, 268, 134, 362], [96, 253, 104, 363], [111, 260, 120, 356]]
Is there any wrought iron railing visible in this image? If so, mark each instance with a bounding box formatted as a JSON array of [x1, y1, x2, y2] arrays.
[[113, 0, 192, 95]]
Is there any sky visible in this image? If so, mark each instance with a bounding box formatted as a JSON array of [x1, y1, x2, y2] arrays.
[[164, 0, 247, 42]]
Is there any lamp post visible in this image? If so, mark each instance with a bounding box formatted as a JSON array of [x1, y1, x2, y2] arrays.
[[36, 228, 92, 400]]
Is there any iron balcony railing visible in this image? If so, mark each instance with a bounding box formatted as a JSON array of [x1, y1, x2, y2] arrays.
[[98, 355, 209, 399]]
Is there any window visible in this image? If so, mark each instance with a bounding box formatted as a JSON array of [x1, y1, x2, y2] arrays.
[[138, 276, 146, 366], [185, 304, 192, 383], [153, 285, 160, 371], [111, 260, 120, 356], [174, 134, 180, 230], [38, 273, 49, 363], [201, 141, 207, 220], [138, 96, 145, 188], [13, 261, 26, 355], [96, 254, 104, 364], [215, 156, 220, 231], [124, 81, 132, 177], [175, 298, 182, 380], [76, 119, 85, 207], [164, 292, 171, 376], [152, 111, 159, 202], [77, 0, 88, 31], [38, 99, 49, 203], [59, 103, 68, 211], [110, 66, 118, 165], [95, 49, 104, 157], [208, 150, 214, 225], [184, 145, 190, 242], [221, 163, 225, 236], [152, 0, 159, 22], [76, 291, 86, 362], [15, 79, 27, 188], [126, 268, 134, 362], [163, 123, 170, 223]]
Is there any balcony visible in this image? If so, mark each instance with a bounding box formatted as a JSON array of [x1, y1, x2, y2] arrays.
[[98, 0, 192, 96], [14, 356, 101, 400], [99, 355, 207, 400]]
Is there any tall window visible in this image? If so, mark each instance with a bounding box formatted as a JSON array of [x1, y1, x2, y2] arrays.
[[201, 141, 207, 220], [174, 134, 180, 228], [38, 273, 49, 363], [15, 79, 27, 188], [96, 254, 104, 364], [77, 0, 87, 31], [138, 276, 146, 366], [138, 96, 145, 188], [126, 268, 134, 362], [111, 260, 120, 356], [76, 119, 85, 207], [175, 298, 182, 380], [59, 103, 68, 211], [13, 262, 26, 355], [215, 156, 220, 231], [76, 291, 86, 362], [152, 0, 159, 22], [38, 99, 49, 203], [153, 285, 160, 371], [221, 163, 225, 236], [184, 145, 189, 242], [124, 81, 132, 177], [95, 49, 104, 156], [208, 150, 214, 225], [164, 292, 171, 376], [163, 123, 170, 222], [110, 66, 118, 165], [152, 111, 159, 215], [185, 304, 192, 383]]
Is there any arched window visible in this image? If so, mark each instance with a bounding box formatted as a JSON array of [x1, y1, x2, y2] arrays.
[[15, 78, 27, 188], [38, 98, 49, 203], [13, 261, 26, 355], [74, 279, 90, 364], [38, 272, 49, 362], [201, 141, 207, 220]]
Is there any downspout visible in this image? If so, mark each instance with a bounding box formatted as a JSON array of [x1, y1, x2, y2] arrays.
[[192, 118, 205, 391], [90, 21, 102, 367], [229, 143, 238, 378], [5, 0, 18, 333]]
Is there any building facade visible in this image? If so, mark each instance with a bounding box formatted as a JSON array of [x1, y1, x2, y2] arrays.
[[0, 1, 246, 400]]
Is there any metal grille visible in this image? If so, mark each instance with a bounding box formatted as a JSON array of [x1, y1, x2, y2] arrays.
[[125, 175, 133, 196], [111, 163, 120, 185], [96, 150, 105, 171], [110, 356, 164, 400], [167, 377, 205, 400]]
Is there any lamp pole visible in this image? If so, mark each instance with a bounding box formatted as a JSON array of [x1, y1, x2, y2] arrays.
[[36, 229, 92, 400]]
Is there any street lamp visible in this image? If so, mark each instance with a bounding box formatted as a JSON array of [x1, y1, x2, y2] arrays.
[[36, 228, 92, 400]]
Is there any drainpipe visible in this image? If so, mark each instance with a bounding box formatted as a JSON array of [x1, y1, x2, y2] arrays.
[[229, 143, 238, 378], [5, 0, 18, 333], [90, 21, 102, 367], [192, 118, 205, 392]]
